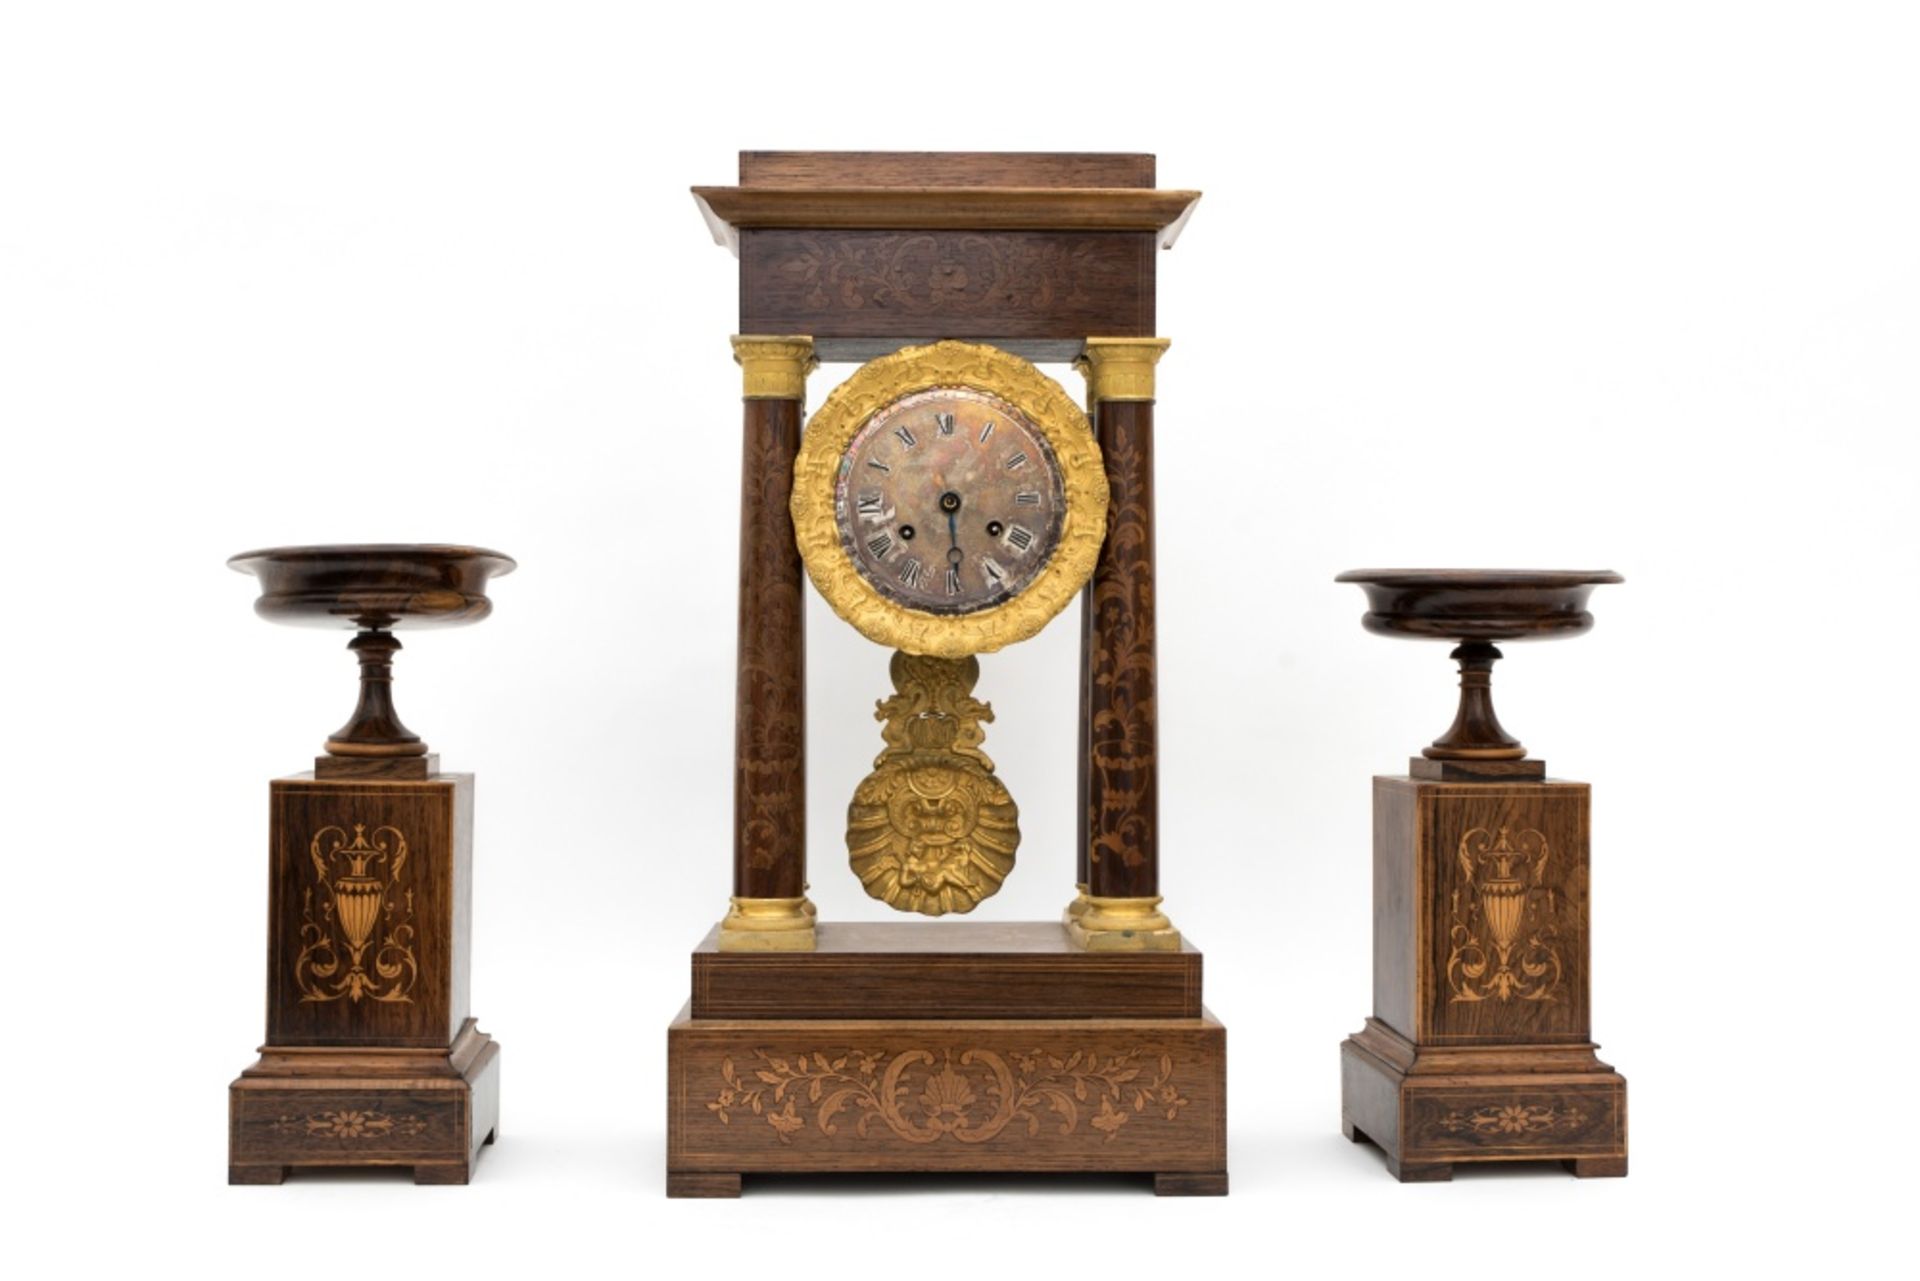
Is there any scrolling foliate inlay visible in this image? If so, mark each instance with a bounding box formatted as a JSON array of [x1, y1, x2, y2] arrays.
[[1087, 415, 1157, 872], [293, 824, 418, 1004], [847, 653, 1019, 915], [1447, 826, 1562, 1004], [706, 1046, 1190, 1146], [737, 405, 806, 874], [773, 233, 1103, 317]]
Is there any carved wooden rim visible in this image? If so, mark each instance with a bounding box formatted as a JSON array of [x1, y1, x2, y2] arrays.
[[791, 341, 1107, 657]]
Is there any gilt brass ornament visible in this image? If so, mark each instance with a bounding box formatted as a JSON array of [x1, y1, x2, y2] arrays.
[[792, 340, 1107, 658], [847, 652, 1019, 915]]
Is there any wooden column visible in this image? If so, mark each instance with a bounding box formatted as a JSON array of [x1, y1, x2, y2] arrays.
[[1067, 338, 1180, 951], [719, 336, 817, 951]]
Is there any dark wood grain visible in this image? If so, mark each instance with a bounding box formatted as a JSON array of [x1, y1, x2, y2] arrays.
[[1345, 771, 1624, 1179], [1336, 571, 1621, 761], [1371, 780, 1418, 1038], [691, 922, 1201, 1019], [1086, 401, 1159, 899], [1342, 1019, 1625, 1181], [266, 775, 471, 1048], [1419, 781, 1591, 1044], [325, 629, 425, 755], [1076, 582, 1093, 892], [740, 229, 1155, 345], [313, 752, 440, 780], [229, 544, 515, 759], [1154, 1171, 1229, 1196], [739, 152, 1156, 189], [698, 186, 1197, 233], [1335, 569, 1622, 644], [734, 396, 807, 900], [229, 544, 515, 631], [1409, 756, 1545, 781], [230, 1019, 499, 1185], [667, 1009, 1224, 1192]]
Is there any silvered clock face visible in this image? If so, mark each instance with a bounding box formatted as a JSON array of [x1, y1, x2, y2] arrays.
[[834, 387, 1067, 615]]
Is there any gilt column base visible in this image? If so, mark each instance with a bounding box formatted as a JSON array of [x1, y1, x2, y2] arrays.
[[716, 895, 818, 953], [1064, 895, 1182, 952]]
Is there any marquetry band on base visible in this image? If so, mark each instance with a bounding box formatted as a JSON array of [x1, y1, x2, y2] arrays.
[[668, 1007, 1225, 1197], [1065, 895, 1183, 952], [716, 895, 818, 952], [229, 1019, 501, 1185], [1340, 1019, 1626, 1182]]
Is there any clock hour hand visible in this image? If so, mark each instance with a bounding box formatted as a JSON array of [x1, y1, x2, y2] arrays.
[[940, 491, 963, 565]]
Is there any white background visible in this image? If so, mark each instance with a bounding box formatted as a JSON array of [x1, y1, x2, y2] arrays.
[[3, 1, 1914, 1274]]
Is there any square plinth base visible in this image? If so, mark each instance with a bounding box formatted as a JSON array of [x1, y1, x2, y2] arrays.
[[668, 1005, 1226, 1196], [1341, 1019, 1626, 1182], [229, 1019, 500, 1185]]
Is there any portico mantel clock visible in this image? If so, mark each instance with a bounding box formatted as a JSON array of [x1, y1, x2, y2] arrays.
[[667, 151, 1227, 1197]]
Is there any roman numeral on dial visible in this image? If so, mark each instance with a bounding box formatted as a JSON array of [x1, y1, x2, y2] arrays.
[[946, 565, 961, 595], [866, 532, 895, 559], [1014, 491, 1041, 506], [898, 557, 925, 588], [980, 557, 1007, 586], [856, 492, 886, 519], [1005, 524, 1034, 552], [934, 412, 955, 436], [1004, 451, 1028, 471], [978, 421, 995, 444], [867, 459, 891, 473], [893, 426, 916, 448]]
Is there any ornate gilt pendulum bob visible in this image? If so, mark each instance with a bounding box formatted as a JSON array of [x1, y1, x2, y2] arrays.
[[848, 652, 1019, 915]]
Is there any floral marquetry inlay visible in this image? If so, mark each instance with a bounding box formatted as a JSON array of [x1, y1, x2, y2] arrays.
[[1440, 1103, 1588, 1137], [293, 823, 419, 1004], [270, 1109, 429, 1140], [706, 1046, 1190, 1146], [1446, 826, 1562, 1004]]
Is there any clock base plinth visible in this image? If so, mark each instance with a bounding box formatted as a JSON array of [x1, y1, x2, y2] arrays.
[[668, 1004, 1225, 1196], [692, 921, 1202, 1019], [228, 1019, 501, 1186], [1340, 1019, 1626, 1183]]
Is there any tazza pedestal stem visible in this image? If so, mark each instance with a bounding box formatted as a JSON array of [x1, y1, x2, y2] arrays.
[[325, 629, 427, 757], [1424, 642, 1526, 761]]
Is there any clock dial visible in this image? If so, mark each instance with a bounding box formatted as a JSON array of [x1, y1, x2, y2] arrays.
[[834, 387, 1066, 616]]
